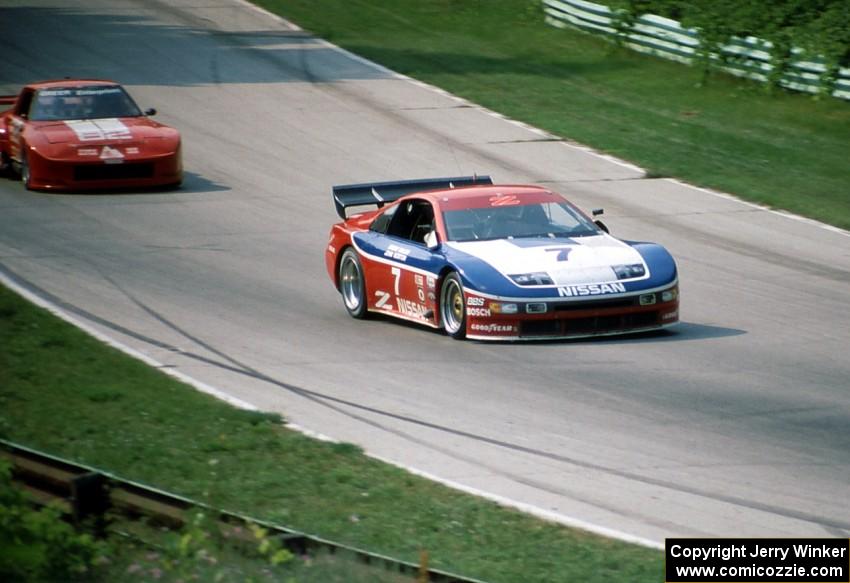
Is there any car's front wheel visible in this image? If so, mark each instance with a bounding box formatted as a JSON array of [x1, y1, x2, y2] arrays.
[[440, 272, 466, 339], [0, 152, 11, 177], [338, 248, 368, 319], [20, 152, 33, 190]]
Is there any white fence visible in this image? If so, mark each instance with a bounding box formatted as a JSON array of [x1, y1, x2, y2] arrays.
[[543, 0, 850, 101]]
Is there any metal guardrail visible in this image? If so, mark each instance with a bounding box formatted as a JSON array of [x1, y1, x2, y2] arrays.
[[542, 0, 850, 100], [1, 439, 488, 583]]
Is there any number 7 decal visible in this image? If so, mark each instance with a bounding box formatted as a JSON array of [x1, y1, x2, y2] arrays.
[[375, 266, 402, 310], [546, 247, 573, 262], [391, 266, 401, 295]]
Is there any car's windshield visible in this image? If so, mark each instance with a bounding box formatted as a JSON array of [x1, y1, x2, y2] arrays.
[[29, 86, 142, 121], [443, 201, 599, 242]]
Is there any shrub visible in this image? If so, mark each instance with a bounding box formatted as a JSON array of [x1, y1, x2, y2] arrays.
[[0, 460, 107, 582]]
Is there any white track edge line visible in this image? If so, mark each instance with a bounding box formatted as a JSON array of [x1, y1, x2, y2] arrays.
[[0, 272, 258, 412], [288, 422, 663, 549], [664, 178, 850, 238], [369, 453, 665, 550]]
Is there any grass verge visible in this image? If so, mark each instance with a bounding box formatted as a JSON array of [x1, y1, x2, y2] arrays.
[[253, 0, 850, 230], [101, 514, 421, 582], [0, 284, 662, 581], [0, 460, 414, 583]]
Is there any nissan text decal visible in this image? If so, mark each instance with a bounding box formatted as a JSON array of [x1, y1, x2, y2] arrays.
[[558, 282, 626, 297]]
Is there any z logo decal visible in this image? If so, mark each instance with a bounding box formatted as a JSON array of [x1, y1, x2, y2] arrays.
[[375, 290, 391, 309]]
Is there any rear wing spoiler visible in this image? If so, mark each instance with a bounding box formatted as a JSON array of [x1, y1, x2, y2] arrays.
[[332, 175, 492, 219]]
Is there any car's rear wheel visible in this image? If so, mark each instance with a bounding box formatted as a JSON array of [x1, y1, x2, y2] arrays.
[[339, 248, 368, 319], [440, 272, 466, 339]]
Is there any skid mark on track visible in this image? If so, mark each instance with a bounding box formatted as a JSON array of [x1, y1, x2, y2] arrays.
[[2, 261, 848, 537]]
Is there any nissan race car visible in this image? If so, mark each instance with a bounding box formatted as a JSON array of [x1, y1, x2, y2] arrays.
[[0, 79, 182, 191], [325, 176, 679, 341]]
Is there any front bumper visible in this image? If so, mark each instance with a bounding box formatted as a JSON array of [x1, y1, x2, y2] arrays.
[[463, 284, 680, 341], [25, 147, 182, 191]]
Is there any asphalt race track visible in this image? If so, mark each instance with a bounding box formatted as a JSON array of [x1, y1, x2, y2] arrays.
[[2, 0, 849, 545]]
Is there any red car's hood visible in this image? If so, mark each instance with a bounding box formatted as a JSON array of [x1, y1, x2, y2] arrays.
[[35, 117, 169, 145]]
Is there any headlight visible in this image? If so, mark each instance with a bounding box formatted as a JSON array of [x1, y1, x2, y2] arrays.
[[509, 272, 554, 286], [661, 287, 678, 302], [612, 264, 646, 279], [490, 302, 519, 314]]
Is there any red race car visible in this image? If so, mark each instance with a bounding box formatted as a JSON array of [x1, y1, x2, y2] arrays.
[[0, 79, 182, 191]]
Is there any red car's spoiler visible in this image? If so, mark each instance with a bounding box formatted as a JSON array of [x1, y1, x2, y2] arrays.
[[0, 95, 16, 106], [332, 175, 493, 219]]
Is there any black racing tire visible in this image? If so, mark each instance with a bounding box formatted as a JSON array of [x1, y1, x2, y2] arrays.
[[0, 152, 11, 177], [440, 272, 467, 339], [338, 248, 368, 319], [20, 151, 33, 190]]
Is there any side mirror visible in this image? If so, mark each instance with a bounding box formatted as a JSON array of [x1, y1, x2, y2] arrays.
[[591, 209, 608, 233], [144, 108, 157, 116], [425, 231, 440, 250]]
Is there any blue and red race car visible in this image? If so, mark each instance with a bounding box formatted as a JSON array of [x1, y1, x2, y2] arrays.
[[325, 176, 679, 341]]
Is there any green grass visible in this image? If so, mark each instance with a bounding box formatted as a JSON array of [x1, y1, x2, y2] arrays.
[[101, 515, 420, 583], [0, 462, 415, 583], [254, 0, 850, 230], [0, 285, 662, 582]]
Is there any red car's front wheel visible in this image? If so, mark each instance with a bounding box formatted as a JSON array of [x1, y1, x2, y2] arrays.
[[0, 152, 11, 176], [20, 151, 33, 190]]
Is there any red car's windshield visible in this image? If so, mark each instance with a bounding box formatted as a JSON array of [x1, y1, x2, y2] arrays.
[[29, 86, 142, 121]]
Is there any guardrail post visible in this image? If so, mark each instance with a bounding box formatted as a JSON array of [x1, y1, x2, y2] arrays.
[[70, 471, 109, 526], [419, 549, 430, 582]]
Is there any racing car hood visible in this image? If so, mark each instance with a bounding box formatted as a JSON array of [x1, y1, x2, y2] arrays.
[[36, 118, 170, 145], [445, 234, 647, 285]]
